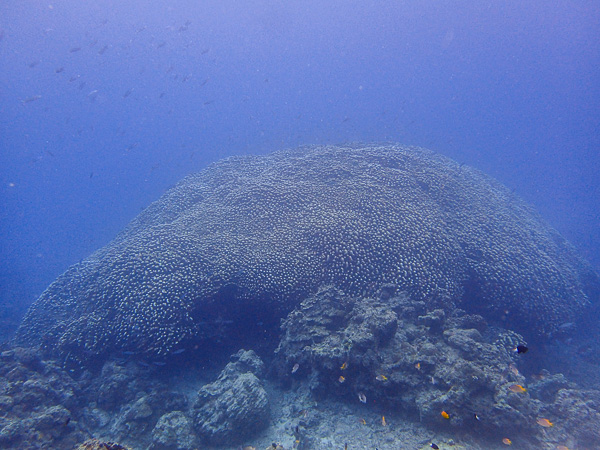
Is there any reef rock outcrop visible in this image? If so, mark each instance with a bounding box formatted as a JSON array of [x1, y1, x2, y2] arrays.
[[14, 144, 600, 361], [192, 349, 269, 445]]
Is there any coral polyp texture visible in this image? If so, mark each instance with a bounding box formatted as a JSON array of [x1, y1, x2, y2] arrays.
[[15, 144, 600, 359]]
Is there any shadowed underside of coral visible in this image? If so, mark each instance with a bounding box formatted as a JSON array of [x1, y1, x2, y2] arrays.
[[15, 144, 600, 360]]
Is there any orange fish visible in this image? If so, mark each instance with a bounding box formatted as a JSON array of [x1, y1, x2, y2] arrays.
[[360, 418, 366, 425], [340, 362, 348, 370], [382, 415, 387, 426], [415, 362, 421, 370], [556, 446, 570, 450], [376, 374, 388, 381], [502, 438, 512, 445], [536, 418, 554, 427], [338, 376, 345, 383], [441, 411, 450, 419], [508, 384, 527, 393]]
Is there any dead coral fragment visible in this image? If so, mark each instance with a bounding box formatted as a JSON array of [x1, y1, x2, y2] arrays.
[[75, 438, 132, 450]]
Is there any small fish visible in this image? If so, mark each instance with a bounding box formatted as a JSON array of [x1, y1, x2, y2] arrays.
[[123, 88, 134, 98], [441, 410, 450, 419], [430, 444, 439, 450], [55, 67, 64, 73], [474, 413, 480, 421], [358, 392, 367, 403], [69, 46, 82, 53], [513, 345, 529, 354], [171, 348, 185, 355], [381, 416, 387, 426], [22, 95, 42, 104], [415, 362, 421, 370], [508, 384, 527, 393], [556, 446, 570, 450], [536, 418, 553, 427], [152, 361, 166, 366], [291, 363, 299, 374], [360, 418, 366, 425], [338, 376, 345, 383], [241, 447, 255, 450], [508, 364, 519, 376], [502, 438, 512, 445], [376, 375, 388, 381], [340, 362, 347, 370], [344, 444, 347, 450]]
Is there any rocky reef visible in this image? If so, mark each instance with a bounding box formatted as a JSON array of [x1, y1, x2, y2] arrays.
[[7, 144, 600, 448], [2, 286, 600, 449], [14, 144, 600, 364], [273, 285, 600, 448]]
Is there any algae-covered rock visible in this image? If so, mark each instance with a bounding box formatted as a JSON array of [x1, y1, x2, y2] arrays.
[[193, 350, 270, 445], [151, 411, 198, 450]]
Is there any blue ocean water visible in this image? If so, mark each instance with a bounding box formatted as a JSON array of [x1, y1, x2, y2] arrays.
[[1, 0, 599, 337]]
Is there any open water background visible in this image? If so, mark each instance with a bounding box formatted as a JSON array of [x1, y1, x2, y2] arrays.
[[1, 1, 599, 335]]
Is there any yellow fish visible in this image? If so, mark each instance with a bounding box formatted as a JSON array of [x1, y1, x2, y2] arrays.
[[502, 438, 512, 445], [508, 384, 527, 393], [340, 362, 348, 370], [441, 411, 450, 419], [376, 374, 388, 381], [382, 415, 387, 426], [415, 362, 421, 370], [360, 418, 366, 425], [338, 376, 345, 383], [536, 418, 553, 427]]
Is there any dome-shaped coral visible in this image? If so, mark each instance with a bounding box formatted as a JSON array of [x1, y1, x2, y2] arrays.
[[15, 144, 600, 361]]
